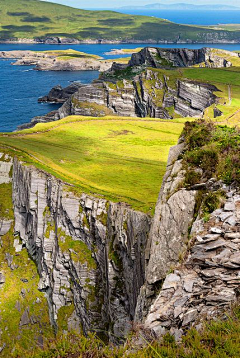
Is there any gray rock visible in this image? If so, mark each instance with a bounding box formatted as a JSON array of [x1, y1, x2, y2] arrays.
[[210, 227, 223, 234], [162, 274, 181, 290], [0, 272, 5, 285], [182, 309, 198, 326], [224, 202, 235, 211], [203, 238, 226, 251], [20, 308, 31, 326], [12, 159, 150, 341]]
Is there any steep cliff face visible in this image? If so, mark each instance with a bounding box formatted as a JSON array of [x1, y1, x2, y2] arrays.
[[20, 70, 218, 131], [135, 122, 240, 339], [18, 47, 227, 130], [1, 121, 239, 352], [128, 47, 235, 68], [60, 72, 218, 119], [12, 159, 150, 341]]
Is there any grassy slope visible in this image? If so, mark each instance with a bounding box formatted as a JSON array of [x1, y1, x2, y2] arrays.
[[0, 179, 55, 357], [0, 117, 186, 214], [182, 66, 240, 125], [1, 0, 240, 42], [16, 306, 240, 357], [40, 49, 102, 60]]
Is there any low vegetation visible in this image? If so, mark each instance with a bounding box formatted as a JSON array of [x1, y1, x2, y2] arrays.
[[0, 225, 55, 357], [0, 116, 187, 214], [13, 305, 240, 357], [1, 0, 240, 42], [183, 120, 240, 186], [40, 49, 102, 60]]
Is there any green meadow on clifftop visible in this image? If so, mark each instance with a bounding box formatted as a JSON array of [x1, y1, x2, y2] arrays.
[[0, 117, 186, 214], [1, 0, 240, 42]]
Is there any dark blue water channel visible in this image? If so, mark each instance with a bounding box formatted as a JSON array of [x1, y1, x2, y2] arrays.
[[1, 42, 240, 132]]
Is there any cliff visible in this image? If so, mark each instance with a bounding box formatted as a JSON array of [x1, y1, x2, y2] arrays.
[[19, 70, 220, 130], [128, 47, 235, 68], [18, 46, 238, 130], [0, 121, 239, 354], [1, 157, 150, 345]]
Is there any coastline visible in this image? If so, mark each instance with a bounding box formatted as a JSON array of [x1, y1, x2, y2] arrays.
[[1, 37, 240, 45]]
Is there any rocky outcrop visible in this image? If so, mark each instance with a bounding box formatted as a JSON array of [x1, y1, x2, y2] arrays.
[[38, 83, 83, 104], [135, 141, 198, 321], [22, 69, 219, 130], [12, 159, 150, 341], [144, 190, 240, 340], [128, 47, 235, 68], [175, 81, 218, 117], [0, 50, 112, 71], [16, 47, 229, 129]]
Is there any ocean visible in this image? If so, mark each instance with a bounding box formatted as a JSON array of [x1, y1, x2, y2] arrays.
[[112, 9, 240, 26], [1, 42, 240, 132]]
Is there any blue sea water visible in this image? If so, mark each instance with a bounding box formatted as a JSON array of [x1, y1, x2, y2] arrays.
[[1, 42, 240, 132], [114, 9, 240, 26]]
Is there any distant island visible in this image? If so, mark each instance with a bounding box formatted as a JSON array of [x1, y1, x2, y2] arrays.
[[119, 3, 240, 11]]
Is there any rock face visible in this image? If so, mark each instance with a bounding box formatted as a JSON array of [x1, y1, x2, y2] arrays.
[[17, 47, 231, 129], [22, 70, 219, 130], [61, 75, 218, 119], [38, 83, 83, 104], [0, 136, 239, 347], [144, 191, 240, 340], [12, 159, 150, 341], [128, 47, 235, 68]]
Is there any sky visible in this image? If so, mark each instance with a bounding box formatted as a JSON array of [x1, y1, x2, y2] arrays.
[[41, 0, 240, 9]]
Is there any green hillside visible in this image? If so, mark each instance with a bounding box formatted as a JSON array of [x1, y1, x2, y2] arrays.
[[0, 117, 186, 214], [1, 0, 240, 42]]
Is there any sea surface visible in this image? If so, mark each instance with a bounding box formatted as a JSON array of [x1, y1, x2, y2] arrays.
[[1, 42, 240, 132], [114, 9, 240, 26]]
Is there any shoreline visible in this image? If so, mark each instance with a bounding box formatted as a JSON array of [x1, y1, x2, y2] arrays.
[[1, 38, 240, 45]]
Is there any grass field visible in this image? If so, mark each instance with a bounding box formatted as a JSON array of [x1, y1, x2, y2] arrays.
[[41, 49, 102, 60], [0, 116, 187, 214], [1, 0, 240, 42]]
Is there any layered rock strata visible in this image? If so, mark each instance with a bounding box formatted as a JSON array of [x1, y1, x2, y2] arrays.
[[144, 190, 240, 340], [19, 70, 219, 130], [0, 137, 239, 347], [128, 47, 236, 68], [12, 159, 150, 341]]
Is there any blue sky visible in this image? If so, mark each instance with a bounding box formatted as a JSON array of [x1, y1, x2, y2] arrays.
[[41, 0, 240, 9]]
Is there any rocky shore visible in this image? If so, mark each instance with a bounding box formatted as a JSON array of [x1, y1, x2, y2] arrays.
[[0, 50, 112, 71], [1, 36, 240, 44]]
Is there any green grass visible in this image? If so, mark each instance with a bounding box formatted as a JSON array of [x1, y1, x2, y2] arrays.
[[0, 182, 14, 219], [13, 305, 240, 357], [0, 116, 187, 214], [0, 226, 55, 357], [40, 49, 102, 61], [1, 0, 240, 42]]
